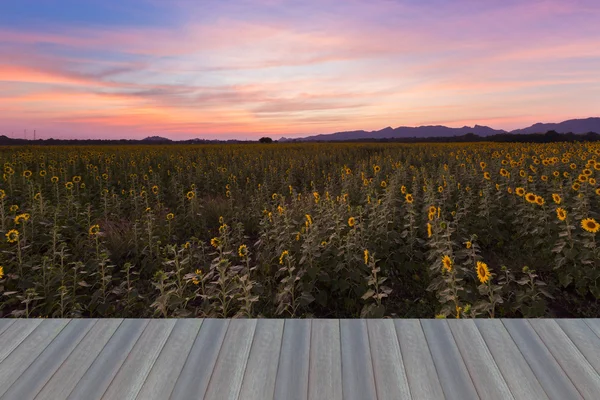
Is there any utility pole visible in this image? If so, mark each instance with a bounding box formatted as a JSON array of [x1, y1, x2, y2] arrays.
[[34, 130, 36, 141]]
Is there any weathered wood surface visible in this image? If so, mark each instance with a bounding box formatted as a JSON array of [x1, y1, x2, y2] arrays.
[[0, 318, 597, 399]]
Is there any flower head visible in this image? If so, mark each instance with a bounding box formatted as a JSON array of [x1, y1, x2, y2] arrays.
[[556, 208, 567, 221], [238, 244, 248, 258], [89, 224, 100, 236], [348, 217, 356, 227], [476, 261, 491, 284], [581, 218, 600, 233], [6, 229, 19, 243], [279, 250, 289, 264], [441, 255, 453, 273]]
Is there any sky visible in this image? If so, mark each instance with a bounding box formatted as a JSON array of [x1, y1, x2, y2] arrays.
[[1, 0, 599, 140]]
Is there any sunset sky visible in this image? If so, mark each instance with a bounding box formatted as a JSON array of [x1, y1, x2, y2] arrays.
[[1, 0, 599, 140]]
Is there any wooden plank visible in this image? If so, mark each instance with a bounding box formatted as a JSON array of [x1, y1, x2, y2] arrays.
[[529, 319, 600, 399], [238, 319, 285, 400], [502, 319, 583, 400], [394, 319, 444, 400], [0, 319, 69, 396], [340, 319, 377, 400], [169, 319, 229, 400], [474, 319, 548, 400], [204, 319, 257, 400], [1, 319, 96, 400], [308, 319, 343, 400], [101, 319, 176, 400], [35, 319, 123, 400], [421, 319, 479, 400], [0, 320, 42, 364], [366, 319, 411, 400], [66, 319, 149, 400], [0, 319, 15, 337], [273, 319, 311, 400], [583, 319, 600, 339], [135, 319, 203, 400], [447, 319, 514, 400], [557, 319, 600, 375]]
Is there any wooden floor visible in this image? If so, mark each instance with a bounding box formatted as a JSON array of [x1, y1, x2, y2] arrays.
[[0, 319, 599, 400]]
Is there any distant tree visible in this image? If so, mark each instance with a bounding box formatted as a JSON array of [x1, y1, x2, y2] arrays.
[[259, 137, 273, 143]]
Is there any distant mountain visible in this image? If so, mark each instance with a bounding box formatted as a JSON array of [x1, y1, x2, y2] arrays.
[[510, 117, 600, 135], [142, 136, 172, 142], [280, 118, 600, 141]]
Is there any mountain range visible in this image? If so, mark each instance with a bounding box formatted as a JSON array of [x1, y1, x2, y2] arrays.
[[279, 117, 600, 141]]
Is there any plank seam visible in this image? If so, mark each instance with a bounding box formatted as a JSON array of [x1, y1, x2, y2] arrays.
[[7, 319, 99, 400], [418, 320, 447, 400], [526, 320, 587, 400], [0, 320, 44, 364], [167, 319, 206, 400], [200, 319, 231, 399], [364, 319, 380, 400], [448, 320, 513, 400], [557, 320, 600, 376], [389, 321, 413, 400], [338, 319, 344, 400], [583, 320, 600, 341], [97, 319, 151, 400], [271, 319, 288, 400], [306, 319, 313, 400]]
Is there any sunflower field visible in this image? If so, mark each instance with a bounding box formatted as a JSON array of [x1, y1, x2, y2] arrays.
[[0, 142, 599, 318]]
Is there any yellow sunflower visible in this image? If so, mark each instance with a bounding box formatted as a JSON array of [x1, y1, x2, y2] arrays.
[[515, 187, 525, 196], [535, 196, 545, 206], [525, 193, 537, 203], [427, 223, 432, 238], [476, 261, 491, 284], [279, 250, 289, 264], [5, 229, 19, 243], [405, 193, 414, 203], [441, 255, 453, 273], [581, 218, 600, 233], [556, 208, 567, 221], [348, 217, 356, 227], [210, 237, 220, 248], [238, 244, 248, 258], [89, 224, 100, 236], [166, 213, 174, 221], [364, 249, 369, 265], [552, 193, 561, 204]]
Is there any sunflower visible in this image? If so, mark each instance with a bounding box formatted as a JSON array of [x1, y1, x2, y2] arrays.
[[596, 188, 600, 196], [364, 249, 369, 265], [428, 205, 437, 214], [192, 269, 202, 285], [476, 261, 491, 284], [552, 193, 561, 204], [279, 250, 289, 264], [525, 193, 537, 203], [271, 193, 277, 200], [22, 170, 32, 178], [73, 176, 81, 183], [166, 213, 174, 221], [380, 180, 387, 188], [466, 241, 472, 249], [581, 218, 600, 233], [405, 193, 414, 203], [589, 178, 596, 185], [9, 205, 18, 212], [572, 182, 580, 191], [553, 171, 560, 177], [313, 192, 319, 203], [65, 182, 74, 190], [186, 191, 195, 200], [151, 185, 159, 195], [210, 237, 220, 248], [0, 266, 3, 279], [0, 189, 4, 199], [5, 229, 19, 243], [515, 187, 525, 196], [51, 176, 59, 183], [373, 165, 381, 173], [400, 185, 407, 194], [89, 224, 100, 236], [535, 196, 545, 206], [583, 168, 593, 176], [305, 214, 313, 226], [556, 208, 567, 221], [483, 172, 491, 180], [238, 244, 248, 258], [441, 255, 453, 273], [348, 217, 356, 227], [578, 174, 588, 183]]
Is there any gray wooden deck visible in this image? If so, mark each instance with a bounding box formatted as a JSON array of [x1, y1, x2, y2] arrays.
[[0, 319, 598, 399]]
